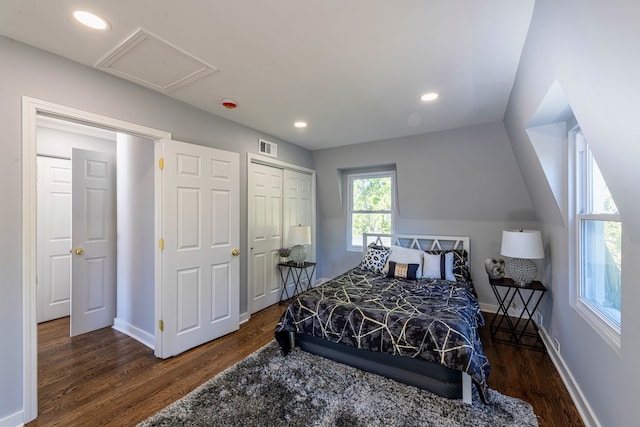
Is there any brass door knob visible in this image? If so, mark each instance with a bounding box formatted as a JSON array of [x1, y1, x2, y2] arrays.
[[231, 249, 240, 256], [73, 248, 85, 255]]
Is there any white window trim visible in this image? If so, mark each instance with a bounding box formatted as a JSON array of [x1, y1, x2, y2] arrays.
[[570, 126, 622, 353], [574, 215, 622, 352], [347, 170, 395, 252]]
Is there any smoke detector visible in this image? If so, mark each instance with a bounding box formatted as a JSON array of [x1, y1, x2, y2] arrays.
[[221, 99, 238, 109]]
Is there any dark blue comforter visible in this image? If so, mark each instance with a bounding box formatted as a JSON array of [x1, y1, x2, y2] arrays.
[[275, 267, 490, 401]]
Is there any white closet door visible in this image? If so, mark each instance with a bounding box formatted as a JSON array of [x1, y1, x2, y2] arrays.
[[248, 163, 283, 313], [283, 169, 315, 292], [37, 156, 72, 323], [159, 139, 240, 358]]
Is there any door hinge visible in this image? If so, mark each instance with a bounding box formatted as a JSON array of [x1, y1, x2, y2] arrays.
[[159, 320, 164, 332], [159, 239, 165, 250], [159, 157, 164, 170]]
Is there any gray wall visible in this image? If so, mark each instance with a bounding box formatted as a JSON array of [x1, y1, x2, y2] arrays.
[[312, 121, 538, 307], [503, 0, 640, 426], [0, 36, 312, 421], [37, 124, 116, 158], [116, 134, 155, 344]]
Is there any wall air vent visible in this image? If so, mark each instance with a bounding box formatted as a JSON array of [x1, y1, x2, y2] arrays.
[[259, 139, 277, 158]]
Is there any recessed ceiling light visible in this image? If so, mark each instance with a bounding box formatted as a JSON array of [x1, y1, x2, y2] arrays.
[[420, 92, 439, 102], [73, 10, 110, 30], [294, 121, 308, 128]]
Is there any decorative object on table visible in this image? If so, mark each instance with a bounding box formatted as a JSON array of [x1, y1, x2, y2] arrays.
[[288, 224, 311, 265], [139, 341, 539, 427], [500, 228, 544, 286], [484, 257, 505, 279], [276, 247, 290, 262]]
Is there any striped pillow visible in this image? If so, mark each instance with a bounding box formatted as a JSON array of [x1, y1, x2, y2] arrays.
[[386, 261, 420, 280], [422, 252, 455, 281]]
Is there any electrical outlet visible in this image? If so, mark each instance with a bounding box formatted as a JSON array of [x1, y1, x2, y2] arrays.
[[533, 312, 543, 325], [553, 337, 560, 354], [510, 301, 521, 314]]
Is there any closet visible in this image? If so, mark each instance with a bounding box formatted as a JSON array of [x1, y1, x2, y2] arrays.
[[248, 157, 315, 313]]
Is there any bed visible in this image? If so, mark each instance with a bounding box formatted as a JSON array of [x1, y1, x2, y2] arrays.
[[275, 234, 490, 404]]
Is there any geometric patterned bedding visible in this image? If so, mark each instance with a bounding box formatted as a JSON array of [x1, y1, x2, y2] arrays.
[[275, 266, 490, 401]]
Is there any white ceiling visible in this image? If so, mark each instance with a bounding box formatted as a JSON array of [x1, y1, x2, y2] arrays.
[[0, 0, 534, 150]]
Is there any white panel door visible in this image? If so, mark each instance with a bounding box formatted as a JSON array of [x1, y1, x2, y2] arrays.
[[37, 156, 72, 323], [248, 163, 283, 314], [283, 170, 314, 292], [71, 149, 117, 336], [160, 139, 239, 358]]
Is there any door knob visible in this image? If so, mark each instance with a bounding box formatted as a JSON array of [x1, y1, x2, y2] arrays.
[[231, 249, 240, 256], [73, 248, 85, 255]]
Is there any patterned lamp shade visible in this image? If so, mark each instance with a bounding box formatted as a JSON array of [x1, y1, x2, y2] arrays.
[[288, 225, 311, 265], [500, 229, 544, 286]]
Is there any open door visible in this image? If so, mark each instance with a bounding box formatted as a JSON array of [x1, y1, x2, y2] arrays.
[[70, 148, 117, 337], [158, 139, 240, 358]]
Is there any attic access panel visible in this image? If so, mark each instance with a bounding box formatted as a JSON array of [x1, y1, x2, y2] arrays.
[[96, 28, 217, 93]]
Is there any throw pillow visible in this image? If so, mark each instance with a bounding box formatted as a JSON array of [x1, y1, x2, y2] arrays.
[[422, 252, 455, 281], [360, 244, 390, 274], [386, 261, 420, 280]]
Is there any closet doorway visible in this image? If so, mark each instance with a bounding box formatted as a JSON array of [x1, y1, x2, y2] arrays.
[[247, 155, 316, 314], [22, 97, 173, 422]]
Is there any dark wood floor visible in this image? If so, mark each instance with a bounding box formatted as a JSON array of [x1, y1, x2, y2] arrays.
[[28, 306, 583, 427]]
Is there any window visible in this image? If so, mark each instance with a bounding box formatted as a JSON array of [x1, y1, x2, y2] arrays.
[[347, 171, 395, 251], [574, 129, 622, 342]]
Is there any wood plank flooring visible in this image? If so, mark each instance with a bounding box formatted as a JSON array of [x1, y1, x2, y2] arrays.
[[28, 306, 583, 427]]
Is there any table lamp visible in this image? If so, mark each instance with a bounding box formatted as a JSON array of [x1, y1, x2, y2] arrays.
[[288, 225, 311, 265], [500, 228, 544, 286]]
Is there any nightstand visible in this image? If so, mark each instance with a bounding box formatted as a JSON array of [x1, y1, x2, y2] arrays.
[[278, 261, 316, 302], [489, 277, 547, 351]]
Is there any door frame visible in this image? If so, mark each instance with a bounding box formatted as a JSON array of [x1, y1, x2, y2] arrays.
[[246, 153, 316, 318], [21, 97, 171, 423]]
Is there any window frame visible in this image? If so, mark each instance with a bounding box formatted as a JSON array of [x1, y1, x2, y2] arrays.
[[346, 170, 395, 252], [571, 126, 622, 351]]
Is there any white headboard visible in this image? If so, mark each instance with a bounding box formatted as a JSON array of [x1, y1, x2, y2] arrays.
[[363, 233, 469, 253]]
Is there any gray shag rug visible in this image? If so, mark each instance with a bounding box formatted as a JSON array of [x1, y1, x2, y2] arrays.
[[139, 341, 538, 427]]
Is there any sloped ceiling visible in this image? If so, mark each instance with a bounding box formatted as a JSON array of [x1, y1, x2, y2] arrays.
[[0, 0, 534, 150]]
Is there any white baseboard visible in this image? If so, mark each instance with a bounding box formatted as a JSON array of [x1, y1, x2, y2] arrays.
[[479, 302, 531, 319], [0, 410, 24, 427], [112, 318, 154, 350], [480, 305, 599, 427], [537, 326, 601, 427], [239, 311, 250, 324]]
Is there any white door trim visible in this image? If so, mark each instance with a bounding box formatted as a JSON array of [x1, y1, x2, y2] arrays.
[[245, 154, 316, 322], [21, 96, 171, 423]]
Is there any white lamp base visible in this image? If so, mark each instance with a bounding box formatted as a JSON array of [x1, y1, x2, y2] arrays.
[[289, 245, 307, 265], [505, 258, 537, 286]]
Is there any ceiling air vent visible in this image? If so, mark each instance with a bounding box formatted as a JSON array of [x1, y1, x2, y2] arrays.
[[259, 139, 277, 158]]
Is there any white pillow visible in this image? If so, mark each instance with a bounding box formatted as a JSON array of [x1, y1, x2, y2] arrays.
[[422, 252, 455, 281], [383, 246, 423, 277]]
